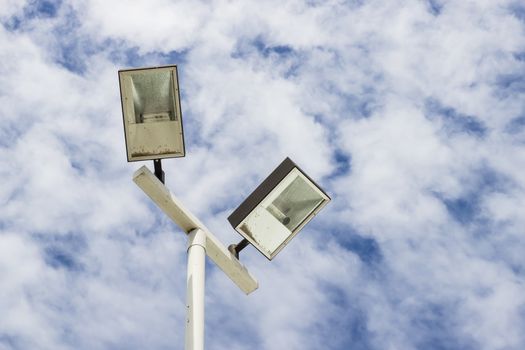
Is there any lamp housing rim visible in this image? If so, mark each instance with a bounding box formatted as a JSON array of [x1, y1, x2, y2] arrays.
[[118, 64, 186, 162], [227, 157, 331, 260]]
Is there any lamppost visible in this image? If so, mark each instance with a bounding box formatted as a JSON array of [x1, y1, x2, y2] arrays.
[[119, 65, 331, 350]]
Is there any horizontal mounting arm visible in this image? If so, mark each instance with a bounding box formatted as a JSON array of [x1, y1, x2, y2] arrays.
[[133, 166, 258, 295]]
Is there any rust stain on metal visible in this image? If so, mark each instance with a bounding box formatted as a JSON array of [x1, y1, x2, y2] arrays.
[[239, 223, 255, 240], [132, 150, 176, 157]]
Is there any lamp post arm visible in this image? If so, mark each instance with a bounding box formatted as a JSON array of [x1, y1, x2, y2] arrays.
[[133, 166, 258, 295]]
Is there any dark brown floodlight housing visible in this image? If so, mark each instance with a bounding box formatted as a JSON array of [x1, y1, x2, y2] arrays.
[[228, 157, 331, 260]]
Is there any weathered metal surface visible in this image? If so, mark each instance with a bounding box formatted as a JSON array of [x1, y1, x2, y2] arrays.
[[127, 121, 184, 160], [118, 65, 185, 162]]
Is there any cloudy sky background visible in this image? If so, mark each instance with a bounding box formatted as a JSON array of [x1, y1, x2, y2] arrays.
[[1, 0, 525, 349]]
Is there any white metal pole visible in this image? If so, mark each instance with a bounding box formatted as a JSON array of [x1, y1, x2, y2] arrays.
[[185, 228, 206, 350]]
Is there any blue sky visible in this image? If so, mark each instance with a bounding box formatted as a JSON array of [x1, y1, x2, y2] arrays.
[[1, 0, 525, 349]]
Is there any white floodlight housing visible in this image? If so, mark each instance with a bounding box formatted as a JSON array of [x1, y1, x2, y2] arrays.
[[228, 157, 330, 260], [119, 65, 185, 162]]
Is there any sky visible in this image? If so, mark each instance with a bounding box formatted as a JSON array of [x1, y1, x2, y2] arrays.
[[0, 0, 524, 349]]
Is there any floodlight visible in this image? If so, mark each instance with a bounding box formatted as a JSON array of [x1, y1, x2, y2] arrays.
[[228, 157, 330, 260], [119, 65, 185, 162]]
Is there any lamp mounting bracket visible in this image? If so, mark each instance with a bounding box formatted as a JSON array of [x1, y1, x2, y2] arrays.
[[228, 238, 250, 259], [153, 159, 165, 184]]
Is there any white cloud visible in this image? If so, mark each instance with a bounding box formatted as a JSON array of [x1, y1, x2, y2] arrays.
[[71, 0, 210, 53]]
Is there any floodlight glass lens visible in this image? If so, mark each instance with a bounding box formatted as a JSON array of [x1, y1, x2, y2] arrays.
[[266, 175, 325, 232], [237, 169, 327, 257], [130, 71, 177, 123]]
